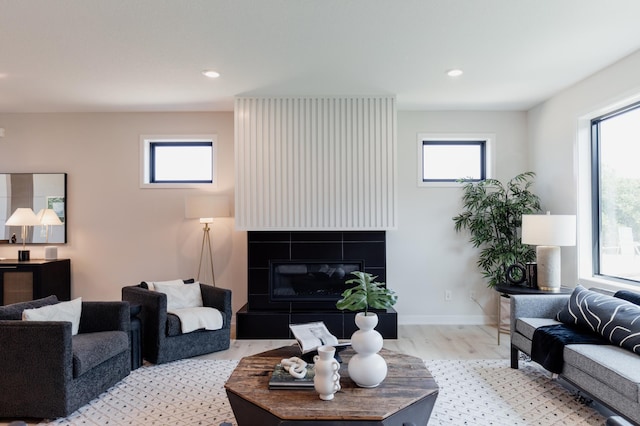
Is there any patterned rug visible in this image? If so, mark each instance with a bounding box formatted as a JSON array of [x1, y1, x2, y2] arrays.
[[39, 358, 605, 425]]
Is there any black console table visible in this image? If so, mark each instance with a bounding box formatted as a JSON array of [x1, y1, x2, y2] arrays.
[[0, 259, 71, 305]]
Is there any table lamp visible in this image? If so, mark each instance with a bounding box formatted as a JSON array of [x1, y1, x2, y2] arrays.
[[5, 207, 41, 261], [521, 212, 576, 292], [184, 195, 230, 286], [37, 208, 64, 259]]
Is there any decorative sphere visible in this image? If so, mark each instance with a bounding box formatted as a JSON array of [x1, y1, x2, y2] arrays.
[[348, 353, 387, 388]]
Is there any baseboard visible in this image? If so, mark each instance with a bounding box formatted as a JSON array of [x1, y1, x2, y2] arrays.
[[398, 314, 496, 325]]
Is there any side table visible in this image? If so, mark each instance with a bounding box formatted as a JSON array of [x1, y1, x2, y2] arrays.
[[494, 284, 572, 345]]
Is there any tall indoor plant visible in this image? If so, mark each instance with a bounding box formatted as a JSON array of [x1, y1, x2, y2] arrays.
[[452, 171, 542, 288], [336, 271, 397, 388]]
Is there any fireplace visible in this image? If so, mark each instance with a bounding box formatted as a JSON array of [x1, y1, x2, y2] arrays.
[[270, 260, 364, 304], [236, 231, 397, 339]]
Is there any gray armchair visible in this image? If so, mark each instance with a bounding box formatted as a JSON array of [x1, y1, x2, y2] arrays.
[[0, 297, 131, 419], [121, 283, 231, 364]]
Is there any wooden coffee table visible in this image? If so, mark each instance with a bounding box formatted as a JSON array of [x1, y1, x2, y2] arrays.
[[225, 345, 439, 425]]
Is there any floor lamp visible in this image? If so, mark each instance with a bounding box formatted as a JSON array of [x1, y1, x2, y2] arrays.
[[521, 212, 576, 292], [185, 195, 230, 286]]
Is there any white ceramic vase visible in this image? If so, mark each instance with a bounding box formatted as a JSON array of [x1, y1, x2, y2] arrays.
[[313, 345, 341, 400], [347, 312, 387, 388]]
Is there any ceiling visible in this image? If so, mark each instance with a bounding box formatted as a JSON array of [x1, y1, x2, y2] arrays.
[[1, 0, 640, 113]]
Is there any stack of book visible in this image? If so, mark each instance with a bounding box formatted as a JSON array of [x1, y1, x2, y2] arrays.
[[268, 363, 315, 390]]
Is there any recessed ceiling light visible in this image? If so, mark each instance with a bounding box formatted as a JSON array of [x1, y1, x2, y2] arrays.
[[446, 69, 463, 77], [202, 70, 220, 79]]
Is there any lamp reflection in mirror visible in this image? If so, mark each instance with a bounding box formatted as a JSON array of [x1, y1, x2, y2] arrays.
[[184, 195, 230, 286], [521, 212, 576, 292], [5, 208, 41, 261], [37, 208, 63, 259]]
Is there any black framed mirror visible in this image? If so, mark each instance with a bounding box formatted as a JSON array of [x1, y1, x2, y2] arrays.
[[1, 173, 67, 244]]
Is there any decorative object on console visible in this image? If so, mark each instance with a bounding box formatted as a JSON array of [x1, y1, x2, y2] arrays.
[[521, 212, 576, 292], [184, 195, 230, 286], [37, 208, 63, 259], [336, 271, 397, 388], [4, 207, 41, 261], [453, 171, 541, 288]]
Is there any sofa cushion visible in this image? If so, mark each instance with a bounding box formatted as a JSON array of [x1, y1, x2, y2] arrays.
[[0, 295, 59, 320], [140, 278, 195, 291], [515, 317, 561, 340], [557, 285, 640, 355], [22, 297, 82, 335], [72, 330, 129, 377], [614, 290, 640, 306], [564, 344, 640, 403], [166, 313, 182, 337]]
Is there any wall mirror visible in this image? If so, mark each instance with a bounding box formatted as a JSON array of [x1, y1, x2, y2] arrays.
[[1, 173, 67, 244]]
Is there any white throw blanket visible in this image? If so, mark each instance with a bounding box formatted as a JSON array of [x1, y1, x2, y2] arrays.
[[169, 307, 223, 334]]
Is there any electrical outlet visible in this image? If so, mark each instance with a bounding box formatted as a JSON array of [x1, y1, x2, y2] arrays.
[[445, 290, 452, 301]]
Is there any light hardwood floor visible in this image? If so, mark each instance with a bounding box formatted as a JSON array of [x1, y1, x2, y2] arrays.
[[197, 324, 511, 361]]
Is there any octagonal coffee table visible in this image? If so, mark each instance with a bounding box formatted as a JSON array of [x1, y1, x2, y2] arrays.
[[225, 345, 439, 425]]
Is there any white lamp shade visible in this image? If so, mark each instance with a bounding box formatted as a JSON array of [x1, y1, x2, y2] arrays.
[[521, 213, 576, 247], [36, 208, 63, 225], [185, 195, 230, 219], [5, 208, 41, 226]]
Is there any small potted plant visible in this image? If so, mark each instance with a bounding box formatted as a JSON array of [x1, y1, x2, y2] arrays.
[[336, 271, 397, 388]]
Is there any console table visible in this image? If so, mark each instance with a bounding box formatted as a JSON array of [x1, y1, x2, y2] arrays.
[[0, 259, 70, 305], [225, 345, 439, 425]]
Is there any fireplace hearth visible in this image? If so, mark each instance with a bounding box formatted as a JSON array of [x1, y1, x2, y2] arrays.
[[236, 231, 397, 340]]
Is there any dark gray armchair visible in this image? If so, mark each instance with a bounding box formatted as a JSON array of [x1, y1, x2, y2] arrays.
[[0, 297, 131, 419], [121, 283, 231, 364]]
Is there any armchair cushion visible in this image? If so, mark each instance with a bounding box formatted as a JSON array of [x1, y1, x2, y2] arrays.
[[72, 330, 129, 377], [0, 295, 59, 320], [23, 297, 82, 335], [140, 278, 195, 291]]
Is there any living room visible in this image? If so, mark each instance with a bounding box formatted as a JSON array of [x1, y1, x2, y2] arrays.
[[2, 1, 640, 425]]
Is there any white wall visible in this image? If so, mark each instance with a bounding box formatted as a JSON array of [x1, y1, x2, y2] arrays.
[[0, 109, 531, 325], [390, 111, 528, 324], [0, 112, 248, 315], [528, 49, 640, 289]]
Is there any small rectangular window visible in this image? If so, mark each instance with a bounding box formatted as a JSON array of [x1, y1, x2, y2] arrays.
[[140, 135, 217, 188], [417, 134, 492, 186]]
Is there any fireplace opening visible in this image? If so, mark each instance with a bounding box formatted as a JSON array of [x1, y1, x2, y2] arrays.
[[269, 260, 364, 303]]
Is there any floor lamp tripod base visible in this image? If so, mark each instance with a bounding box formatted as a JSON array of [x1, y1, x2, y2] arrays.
[[197, 222, 216, 286]]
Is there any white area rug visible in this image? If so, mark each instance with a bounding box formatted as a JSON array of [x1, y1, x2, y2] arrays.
[[40, 358, 605, 425]]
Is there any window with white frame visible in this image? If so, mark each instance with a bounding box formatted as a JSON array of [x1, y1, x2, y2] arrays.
[[591, 102, 640, 285], [140, 135, 217, 188], [417, 134, 493, 186]]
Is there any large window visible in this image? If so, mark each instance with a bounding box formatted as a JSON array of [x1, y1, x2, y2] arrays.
[[417, 134, 493, 186], [140, 135, 217, 188], [592, 102, 640, 284]]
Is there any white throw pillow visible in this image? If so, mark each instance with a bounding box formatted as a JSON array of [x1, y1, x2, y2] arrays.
[[22, 297, 82, 335], [147, 279, 184, 292], [154, 282, 203, 310]]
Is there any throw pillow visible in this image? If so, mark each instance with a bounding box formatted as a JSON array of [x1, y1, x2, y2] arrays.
[[556, 285, 640, 354], [614, 290, 640, 306], [22, 297, 82, 335], [0, 295, 59, 320], [141, 278, 195, 291], [153, 282, 203, 310]]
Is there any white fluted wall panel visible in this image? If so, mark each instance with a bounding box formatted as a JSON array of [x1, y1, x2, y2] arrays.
[[235, 96, 397, 230]]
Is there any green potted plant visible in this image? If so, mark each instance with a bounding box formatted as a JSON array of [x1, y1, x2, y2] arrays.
[[452, 171, 542, 288], [336, 271, 397, 388], [335, 271, 397, 314]]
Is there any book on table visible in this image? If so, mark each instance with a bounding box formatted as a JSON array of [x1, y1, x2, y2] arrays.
[[289, 321, 349, 354], [268, 363, 316, 390]]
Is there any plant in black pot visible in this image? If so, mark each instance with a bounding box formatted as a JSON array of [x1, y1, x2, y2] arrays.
[[452, 171, 542, 288], [336, 271, 397, 388]]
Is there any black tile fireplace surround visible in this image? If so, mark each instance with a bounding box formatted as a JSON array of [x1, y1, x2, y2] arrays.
[[236, 231, 398, 339]]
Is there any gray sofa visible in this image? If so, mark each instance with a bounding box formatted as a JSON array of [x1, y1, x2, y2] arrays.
[[0, 296, 131, 419], [510, 288, 640, 425], [122, 283, 231, 364]]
